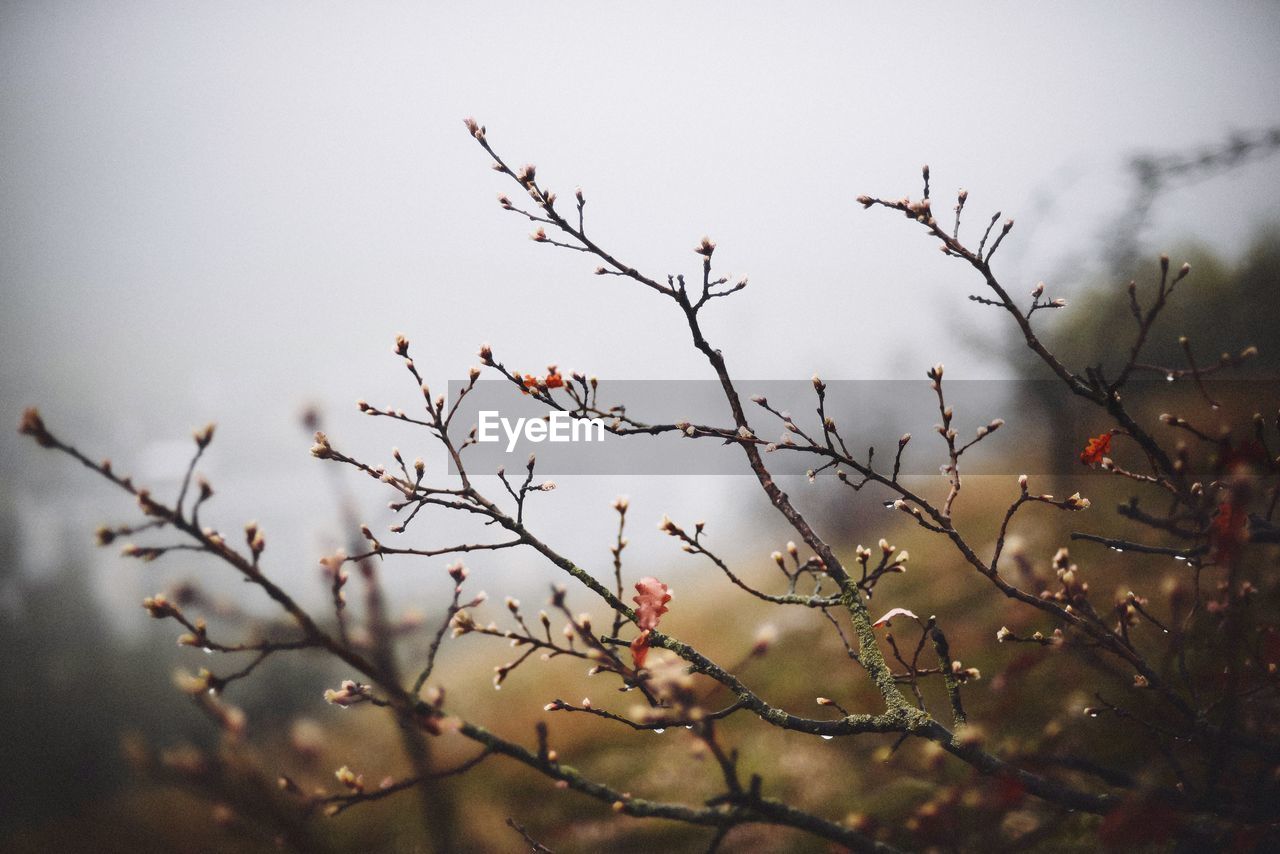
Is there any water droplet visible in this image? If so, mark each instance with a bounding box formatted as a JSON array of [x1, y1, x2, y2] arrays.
[[1173, 555, 1187, 562], [821, 734, 834, 740], [1087, 710, 1100, 718], [684, 725, 693, 730], [1166, 374, 1175, 383], [653, 728, 665, 734], [1110, 547, 1124, 553], [202, 647, 214, 655]]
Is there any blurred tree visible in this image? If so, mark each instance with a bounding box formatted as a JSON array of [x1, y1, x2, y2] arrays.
[[1108, 126, 1280, 270], [1011, 228, 1279, 468], [0, 509, 140, 838], [1008, 128, 1280, 465], [1046, 229, 1279, 379]]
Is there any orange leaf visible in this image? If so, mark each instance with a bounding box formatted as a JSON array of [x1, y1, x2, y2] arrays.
[[1079, 433, 1111, 466]]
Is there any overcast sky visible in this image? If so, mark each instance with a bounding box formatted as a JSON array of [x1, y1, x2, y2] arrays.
[[4, 2, 1279, 619]]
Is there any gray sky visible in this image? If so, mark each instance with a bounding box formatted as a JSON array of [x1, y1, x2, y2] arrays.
[[4, 2, 1280, 620]]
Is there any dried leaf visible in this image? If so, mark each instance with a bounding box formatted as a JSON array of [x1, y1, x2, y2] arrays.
[[872, 607, 918, 628]]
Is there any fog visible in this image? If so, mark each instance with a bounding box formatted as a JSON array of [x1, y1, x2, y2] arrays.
[[4, 1, 1280, 622]]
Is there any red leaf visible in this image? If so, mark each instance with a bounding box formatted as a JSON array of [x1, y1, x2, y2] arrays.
[[1098, 795, 1181, 848], [633, 577, 671, 631], [630, 577, 671, 668], [1211, 499, 1248, 564], [630, 630, 652, 669]]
